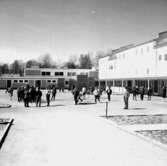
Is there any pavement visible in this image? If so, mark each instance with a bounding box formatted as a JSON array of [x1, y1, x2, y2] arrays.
[[0, 90, 167, 166]]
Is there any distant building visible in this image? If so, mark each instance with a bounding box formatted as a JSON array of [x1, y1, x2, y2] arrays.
[[0, 67, 98, 90], [99, 31, 167, 96]]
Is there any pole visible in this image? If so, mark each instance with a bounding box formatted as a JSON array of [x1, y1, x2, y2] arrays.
[[106, 101, 108, 118]]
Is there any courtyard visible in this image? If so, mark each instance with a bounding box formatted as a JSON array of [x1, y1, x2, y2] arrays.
[[0, 90, 167, 166]]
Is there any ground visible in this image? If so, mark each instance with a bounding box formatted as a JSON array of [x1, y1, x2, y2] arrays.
[[0, 90, 167, 166]]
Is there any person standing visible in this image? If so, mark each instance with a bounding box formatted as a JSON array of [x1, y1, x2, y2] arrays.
[[106, 86, 112, 101], [132, 86, 137, 100], [36, 87, 42, 107], [46, 88, 51, 106], [93, 87, 100, 103], [7, 86, 14, 100], [140, 86, 145, 101], [123, 87, 130, 109], [162, 86, 166, 98], [147, 86, 152, 101], [23, 87, 30, 107], [82, 87, 86, 100], [73, 87, 80, 105]]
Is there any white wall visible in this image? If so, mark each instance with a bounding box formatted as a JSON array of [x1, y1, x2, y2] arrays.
[[99, 41, 158, 80], [157, 45, 167, 76]]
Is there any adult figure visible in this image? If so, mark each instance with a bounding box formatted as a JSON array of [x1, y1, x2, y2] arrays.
[[17, 87, 21, 102], [46, 88, 51, 106], [162, 86, 166, 98], [123, 86, 130, 109], [82, 87, 86, 100], [140, 86, 145, 101], [132, 86, 137, 100], [51, 86, 57, 101], [106, 86, 112, 101], [147, 86, 153, 101], [23, 87, 30, 107], [36, 87, 42, 107], [7, 86, 14, 100], [73, 87, 80, 105], [93, 87, 100, 103]]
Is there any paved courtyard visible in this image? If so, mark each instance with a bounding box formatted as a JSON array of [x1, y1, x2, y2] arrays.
[[0, 90, 167, 166]]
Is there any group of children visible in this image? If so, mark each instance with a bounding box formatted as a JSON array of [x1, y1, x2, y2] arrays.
[[16, 85, 57, 107]]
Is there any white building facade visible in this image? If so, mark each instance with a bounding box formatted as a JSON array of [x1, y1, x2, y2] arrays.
[[99, 31, 167, 96]]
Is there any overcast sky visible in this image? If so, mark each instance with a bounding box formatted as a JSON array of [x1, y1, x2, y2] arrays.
[[0, 0, 167, 63]]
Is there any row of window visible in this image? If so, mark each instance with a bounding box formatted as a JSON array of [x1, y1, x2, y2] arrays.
[[41, 71, 76, 76], [158, 54, 167, 61], [14, 80, 28, 83], [13, 80, 69, 85], [116, 46, 151, 60]]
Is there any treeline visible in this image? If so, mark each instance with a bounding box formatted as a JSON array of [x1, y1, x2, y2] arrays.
[[0, 51, 107, 75]]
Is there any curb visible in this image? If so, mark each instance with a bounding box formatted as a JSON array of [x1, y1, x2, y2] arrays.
[[100, 116, 167, 152], [0, 118, 14, 149]]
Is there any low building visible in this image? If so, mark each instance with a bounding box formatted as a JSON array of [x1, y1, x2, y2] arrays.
[[0, 67, 98, 90]]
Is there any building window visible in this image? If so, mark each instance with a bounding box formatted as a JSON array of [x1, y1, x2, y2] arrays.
[[42, 72, 45, 76], [60, 72, 63, 76], [24, 80, 28, 83], [67, 72, 76, 76], [47, 80, 51, 83], [165, 54, 167, 61], [14, 80, 18, 83], [65, 81, 69, 85], [159, 55, 162, 61], [46, 72, 50, 76], [55, 72, 59, 76], [115, 81, 122, 87], [52, 80, 56, 83], [55, 72, 64, 76], [19, 80, 23, 83]]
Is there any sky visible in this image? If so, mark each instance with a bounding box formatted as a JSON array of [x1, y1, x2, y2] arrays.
[[0, 0, 167, 63]]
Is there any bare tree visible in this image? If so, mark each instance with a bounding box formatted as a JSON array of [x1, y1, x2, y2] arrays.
[[64, 55, 78, 69], [39, 53, 56, 68], [26, 59, 39, 68], [0, 64, 9, 74], [79, 54, 93, 69], [10, 60, 24, 76]]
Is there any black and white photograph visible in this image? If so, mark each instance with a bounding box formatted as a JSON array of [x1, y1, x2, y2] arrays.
[[0, 0, 167, 165]]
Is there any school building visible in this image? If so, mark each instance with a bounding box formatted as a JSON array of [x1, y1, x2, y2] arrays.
[[99, 31, 167, 96], [0, 67, 98, 90]]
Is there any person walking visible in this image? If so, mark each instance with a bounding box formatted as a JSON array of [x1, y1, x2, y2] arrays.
[[36, 87, 42, 107], [106, 86, 112, 101], [73, 87, 80, 105], [46, 88, 51, 106], [51, 86, 57, 101], [123, 86, 130, 109]]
